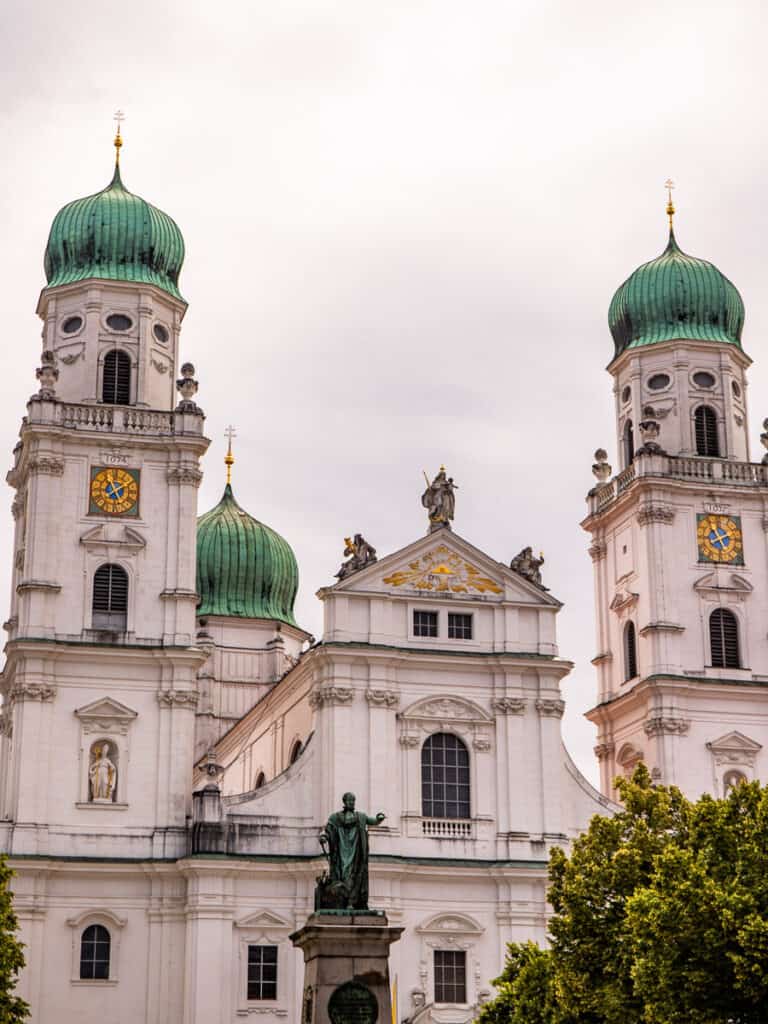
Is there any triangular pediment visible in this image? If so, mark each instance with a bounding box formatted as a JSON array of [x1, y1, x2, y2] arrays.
[[694, 572, 752, 594], [416, 911, 484, 935], [75, 697, 138, 723], [235, 909, 291, 930], [323, 530, 560, 606], [401, 694, 492, 724], [80, 524, 145, 551], [707, 730, 762, 755]]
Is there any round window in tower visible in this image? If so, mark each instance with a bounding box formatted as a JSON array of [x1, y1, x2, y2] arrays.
[[732, 380, 742, 398], [62, 315, 83, 334], [106, 313, 133, 332], [647, 373, 671, 391], [693, 371, 716, 389], [621, 386, 631, 404], [153, 323, 170, 344]]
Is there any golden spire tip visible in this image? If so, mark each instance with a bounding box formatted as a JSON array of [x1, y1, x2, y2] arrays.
[[113, 109, 126, 165], [224, 425, 236, 486], [665, 177, 675, 229]]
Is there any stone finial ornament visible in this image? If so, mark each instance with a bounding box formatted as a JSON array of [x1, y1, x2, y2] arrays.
[[636, 419, 666, 456], [510, 546, 545, 587], [34, 350, 59, 401], [335, 534, 377, 581], [421, 466, 457, 532], [592, 449, 612, 483], [175, 362, 200, 412]]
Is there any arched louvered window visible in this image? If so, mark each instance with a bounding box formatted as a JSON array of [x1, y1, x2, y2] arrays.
[[289, 740, 302, 766], [695, 405, 720, 457], [623, 420, 635, 467], [92, 564, 128, 631], [80, 924, 110, 980], [102, 350, 131, 405], [624, 621, 638, 681], [710, 608, 740, 668], [421, 733, 470, 819]]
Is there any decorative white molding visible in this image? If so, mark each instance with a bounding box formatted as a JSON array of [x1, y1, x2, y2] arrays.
[[472, 738, 492, 752], [535, 698, 565, 718], [28, 455, 64, 476], [610, 589, 639, 612], [166, 466, 203, 487], [10, 683, 56, 702], [637, 503, 675, 526], [588, 540, 607, 562], [398, 735, 420, 748], [693, 572, 753, 598], [643, 715, 690, 737], [593, 741, 615, 761], [309, 686, 354, 709], [706, 730, 762, 767], [80, 524, 146, 552], [365, 689, 399, 708], [400, 695, 492, 724], [157, 690, 199, 708], [490, 697, 526, 715], [75, 697, 138, 736]]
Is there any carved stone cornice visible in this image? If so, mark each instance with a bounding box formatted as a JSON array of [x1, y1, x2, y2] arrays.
[[157, 689, 199, 708], [490, 697, 526, 715], [588, 540, 607, 562], [593, 741, 615, 761], [28, 456, 65, 476], [15, 580, 61, 595], [590, 651, 613, 666], [535, 698, 565, 718], [166, 466, 203, 487], [10, 683, 56, 702], [309, 685, 354, 709], [638, 503, 675, 526], [365, 689, 399, 708], [643, 715, 690, 737]]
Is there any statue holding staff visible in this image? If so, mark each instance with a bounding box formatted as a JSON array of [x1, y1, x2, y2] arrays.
[[317, 792, 385, 911]]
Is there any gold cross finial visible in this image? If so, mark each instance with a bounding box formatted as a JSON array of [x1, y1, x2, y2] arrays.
[[665, 177, 675, 228], [224, 425, 236, 485], [113, 109, 126, 165]]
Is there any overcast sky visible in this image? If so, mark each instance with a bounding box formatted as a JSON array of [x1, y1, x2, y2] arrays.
[[2, 0, 768, 783]]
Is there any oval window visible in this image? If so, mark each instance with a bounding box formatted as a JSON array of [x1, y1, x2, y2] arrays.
[[62, 315, 83, 334], [153, 323, 169, 344], [693, 371, 716, 389], [732, 381, 742, 398], [106, 314, 132, 331], [621, 386, 631, 404], [647, 373, 671, 391]]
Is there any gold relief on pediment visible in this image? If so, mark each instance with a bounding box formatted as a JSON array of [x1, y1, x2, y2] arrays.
[[382, 545, 503, 594]]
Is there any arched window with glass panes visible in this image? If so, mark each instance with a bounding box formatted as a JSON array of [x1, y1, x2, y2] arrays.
[[102, 350, 131, 405], [421, 733, 470, 820], [624, 621, 638, 681], [709, 608, 740, 668], [92, 564, 128, 631], [80, 924, 110, 980], [694, 405, 720, 457]]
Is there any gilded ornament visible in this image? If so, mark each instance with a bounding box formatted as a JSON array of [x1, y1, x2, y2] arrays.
[[89, 466, 140, 516], [383, 544, 502, 595], [696, 513, 743, 565]]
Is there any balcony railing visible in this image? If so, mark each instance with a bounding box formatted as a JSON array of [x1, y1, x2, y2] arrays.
[[57, 403, 176, 435], [422, 818, 472, 838]]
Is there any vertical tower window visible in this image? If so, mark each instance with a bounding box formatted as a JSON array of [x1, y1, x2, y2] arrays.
[[434, 950, 466, 1003], [421, 733, 470, 819], [694, 405, 720, 457], [247, 945, 278, 1000], [709, 608, 740, 668], [624, 621, 638, 681], [623, 420, 634, 467], [92, 564, 128, 631], [102, 350, 131, 405], [80, 924, 110, 980]]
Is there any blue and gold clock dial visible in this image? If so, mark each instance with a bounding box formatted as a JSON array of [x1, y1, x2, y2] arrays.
[[697, 513, 743, 564], [89, 467, 140, 517]]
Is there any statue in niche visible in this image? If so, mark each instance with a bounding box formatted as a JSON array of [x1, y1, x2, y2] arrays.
[[510, 546, 546, 587], [89, 742, 117, 802], [316, 792, 385, 911], [335, 534, 377, 581], [421, 466, 458, 530]]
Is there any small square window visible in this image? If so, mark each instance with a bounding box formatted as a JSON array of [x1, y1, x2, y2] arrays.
[[247, 945, 278, 1001], [434, 949, 466, 1003], [448, 613, 472, 640], [413, 611, 438, 638]]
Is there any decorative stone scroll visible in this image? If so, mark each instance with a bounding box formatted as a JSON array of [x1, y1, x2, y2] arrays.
[[157, 689, 199, 708], [10, 683, 56, 702], [593, 741, 615, 761], [28, 456, 64, 476], [490, 697, 526, 715], [588, 540, 607, 562], [637, 502, 675, 526], [365, 689, 399, 708], [643, 715, 690, 737], [535, 698, 565, 718], [167, 465, 203, 486], [309, 686, 354, 709]]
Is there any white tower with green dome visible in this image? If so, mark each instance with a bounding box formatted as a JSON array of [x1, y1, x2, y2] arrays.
[[584, 191, 768, 800]]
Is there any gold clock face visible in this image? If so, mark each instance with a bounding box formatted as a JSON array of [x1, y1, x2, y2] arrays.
[[697, 513, 743, 564], [89, 467, 140, 517]]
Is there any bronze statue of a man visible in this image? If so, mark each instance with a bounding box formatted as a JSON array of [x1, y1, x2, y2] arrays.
[[318, 793, 385, 911]]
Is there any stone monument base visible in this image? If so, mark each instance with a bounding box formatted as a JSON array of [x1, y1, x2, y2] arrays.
[[291, 912, 404, 1024]]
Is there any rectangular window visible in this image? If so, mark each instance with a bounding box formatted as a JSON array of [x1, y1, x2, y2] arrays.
[[413, 611, 438, 638], [448, 613, 472, 640], [434, 949, 466, 1003], [247, 945, 278, 1001]]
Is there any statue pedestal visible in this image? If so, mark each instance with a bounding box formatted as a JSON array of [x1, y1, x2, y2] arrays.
[[291, 912, 403, 1024]]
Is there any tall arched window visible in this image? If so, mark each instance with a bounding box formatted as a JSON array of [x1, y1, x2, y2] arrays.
[[102, 350, 131, 405], [254, 771, 266, 790], [92, 564, 128, 631], [289, 740, 302, 765], [624, 621, 638, 681], [421, 733, 470, 819], [710, 608, 740, 668], [623, 420, 634, 467], [694, 405, 720, 457], [80, 924, 110, 980]]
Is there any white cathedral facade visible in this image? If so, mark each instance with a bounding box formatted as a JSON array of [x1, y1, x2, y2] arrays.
[[1, 144, 766, 1024]]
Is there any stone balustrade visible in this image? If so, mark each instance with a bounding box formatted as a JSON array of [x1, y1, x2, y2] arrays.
[[25, 398, 204, 438]]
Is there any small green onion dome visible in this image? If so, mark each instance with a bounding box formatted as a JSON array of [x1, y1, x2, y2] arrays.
[[608, 229, 744, 359], [196, 485, 299, 626], [43, 162, 185, 301]]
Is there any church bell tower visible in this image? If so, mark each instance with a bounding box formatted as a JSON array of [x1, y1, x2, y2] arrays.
[[584, 187, 767, 799]]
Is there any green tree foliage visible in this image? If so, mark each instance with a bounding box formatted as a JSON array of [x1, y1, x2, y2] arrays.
[[0, 859, 28, 1022], [478, 768, 768, 1024]]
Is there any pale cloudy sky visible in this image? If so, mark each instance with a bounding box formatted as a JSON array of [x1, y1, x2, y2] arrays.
[[2, 0, 768, 782]]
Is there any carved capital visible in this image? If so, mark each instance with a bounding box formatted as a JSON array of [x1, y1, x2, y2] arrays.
[[398, 734, 420, 748], [588, 540, 607, 562], [309, 685, 353, 709], [643, 715, 690, 737], [535, 698, 565, 718], [365, 689, 399, 708], [10, 683, 56, 702], [167, 466, 203, 487], [472, 737, 492, 752], [638, 503, 675, 526], [593, 741, 615, 760], [28, 456, 64, 476], [157, 689, 199, 708], [490, 697, 526, 715]]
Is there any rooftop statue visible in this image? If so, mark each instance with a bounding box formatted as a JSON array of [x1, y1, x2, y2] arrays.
[[421, 466, 457, 531], [510, 546, 546, 588], [335, 534, 377, 581], [316, 793, 385, 911]]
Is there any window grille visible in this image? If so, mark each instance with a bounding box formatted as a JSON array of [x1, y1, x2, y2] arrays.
[[448, 613, 472, 640], [434, 950, 466, 1003], [624, 621, 638, 680], [102, 350, 131, 405], [421, 733, 470, 819], [710, 608, 739, 668], [80, 924, 110, 980], [694, 405, 720, 456], [413, 611, 438, 638], [247, 945, 278, 1000], [92, 564, 128, 631]]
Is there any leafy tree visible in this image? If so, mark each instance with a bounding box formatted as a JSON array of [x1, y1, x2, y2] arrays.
[[0, 858, 28, 1022], [476, 942, 560, 1024]]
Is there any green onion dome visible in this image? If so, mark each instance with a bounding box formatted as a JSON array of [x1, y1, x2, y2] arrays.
[[43, 162, 185, 301], [608, 228, 744, 359], [196, 484, 299, 626]]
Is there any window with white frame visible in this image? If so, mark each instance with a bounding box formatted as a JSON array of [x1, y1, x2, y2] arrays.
[[80, 924, 110, 980], [247, 945, 278, 1000], [434, 949, 466, 1003], [421, 733, 470, 819], [413, 610, 438, 638], [448, 613, 472, 640]]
